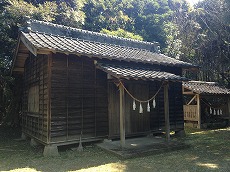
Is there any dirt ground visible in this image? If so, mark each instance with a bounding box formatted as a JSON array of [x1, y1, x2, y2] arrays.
[[0, 126, 229, 172]]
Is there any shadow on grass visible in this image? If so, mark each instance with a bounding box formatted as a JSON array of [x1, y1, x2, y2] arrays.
[[0, 126, 229, 172], [0, 125, 122, 172]]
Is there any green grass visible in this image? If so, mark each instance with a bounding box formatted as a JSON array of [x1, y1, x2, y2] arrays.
[[0, 126, 229, 172]]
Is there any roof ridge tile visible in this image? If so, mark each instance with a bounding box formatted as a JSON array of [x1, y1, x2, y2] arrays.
[[25, 19, 159, 52]]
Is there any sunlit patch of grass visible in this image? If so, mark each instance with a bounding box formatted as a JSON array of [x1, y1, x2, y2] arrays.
[[213, 128, 230, 132], [196, 163, 219, 169], [1, 167, 41, 172], [0, 126, 230, 172], [190, 131, 209, 135], [68, 163, 126, 172], [187, 127, 230, 135]]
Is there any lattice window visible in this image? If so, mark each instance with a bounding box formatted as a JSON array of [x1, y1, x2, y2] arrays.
[[28, 85, 39, 113]]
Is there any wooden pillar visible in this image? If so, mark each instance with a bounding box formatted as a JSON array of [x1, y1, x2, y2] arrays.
[[47, 54, 52, 144], [119, 83, 125, 148], [164, 82, 170, 142], [196, 94, 201, 129], [227, 98, 230, 120]]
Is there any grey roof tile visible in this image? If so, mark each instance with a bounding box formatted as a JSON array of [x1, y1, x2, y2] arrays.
[[97, 63, 188, 81], [183, 81, 230, 95], [22, 30, 195, 68], [25, 20, 158, 52]]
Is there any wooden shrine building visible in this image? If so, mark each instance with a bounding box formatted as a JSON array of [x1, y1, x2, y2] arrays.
[[183, 81, 230, 129], [11, 20, 196, 155]]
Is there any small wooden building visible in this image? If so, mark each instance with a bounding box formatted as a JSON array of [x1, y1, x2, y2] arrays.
[[183, 81, 230, 128], [11, 20, 195, 155]]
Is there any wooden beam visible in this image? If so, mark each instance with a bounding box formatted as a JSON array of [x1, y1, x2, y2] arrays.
[[183, 91, 195, 95], [20, 34, 37, 56], [196, 94, 201, 129], [17, 53, 29, 58], [37, 49, 53, 55], [11, 36, 22, 76], [164, 82, 170, 142], [182, 86, 195, 95], [19, 42, 29, 50], [13, 67, 24, 72], [119, 83, 125, 148], [187, 95, 197, 105]]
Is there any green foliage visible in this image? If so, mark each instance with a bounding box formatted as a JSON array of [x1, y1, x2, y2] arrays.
[[190, 0, 230, 83], [124, 0, 174, 46], [100, 28, 143, 41], [0, 59, 19, 125], [83, 0, 132, 31], [4, 0, 86, 26], [158, 0, 230, 85], [55, 1, 85, 27], [0, 75, 13, 124], [163, 22, 182, 59]]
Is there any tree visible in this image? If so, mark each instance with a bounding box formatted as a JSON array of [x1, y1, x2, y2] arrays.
[[193, 0, 230, 83], [83, 0, 132, 31], [100, 28, 143, 40], [162, 0, 230, 84], [124, 0, 175, 47]]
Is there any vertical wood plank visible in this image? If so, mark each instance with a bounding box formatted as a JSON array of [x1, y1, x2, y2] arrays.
[[47, 54, 52, 144], [119, 83, 125, 148], [42, 55, 45, 141], [81, 59, 84, 135], [228, 98, 230, 118], [164, 82, 170, 142], [197, 94, 201, 129], [94, 64, 97, 137], [66, 56, 69, 140]]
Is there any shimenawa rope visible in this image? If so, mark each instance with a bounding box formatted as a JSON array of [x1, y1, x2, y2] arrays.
[[118, 81, 163, 103]]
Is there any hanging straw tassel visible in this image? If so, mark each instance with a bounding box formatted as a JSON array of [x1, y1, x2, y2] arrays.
[[139, 103, 143, 114], [133, 99, 136, 110], [209, 107, 212, 114], [214, 109, 216, 115], [220, 109, 223, 115], [147, 101, 150, 112], [153, 98, 156, 108], [217, 109, 220, 115]]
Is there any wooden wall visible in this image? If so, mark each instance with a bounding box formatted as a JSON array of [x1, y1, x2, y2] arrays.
[[108, 80, 184, 138], [168, 82, 184, 130], [22, 53, 108, 144], [200, 95, 229, 123], [50, 53, 108, 143], [22, 54, 49, 143], [21, 53, 184, 144], [108, 81, 150, 137]]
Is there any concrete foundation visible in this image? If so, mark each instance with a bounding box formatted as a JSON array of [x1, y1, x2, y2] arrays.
[[77, 142, 83, 152], [43, 145, 59, 157], [97, 136, 189, 159]]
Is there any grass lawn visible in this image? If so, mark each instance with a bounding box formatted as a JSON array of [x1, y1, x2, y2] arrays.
[[0, 126, 229, 172]]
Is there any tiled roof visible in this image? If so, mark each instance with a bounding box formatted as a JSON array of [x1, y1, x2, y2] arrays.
[[26, 20, 159, 52], [18, 20, 195, 69], [97, 62, 188, 81], [183, 81, 230, 95]]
